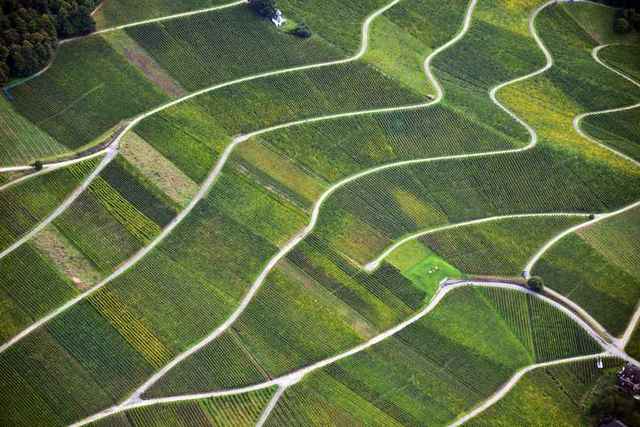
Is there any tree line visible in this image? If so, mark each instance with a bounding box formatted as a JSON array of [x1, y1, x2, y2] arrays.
[[1, 0, 99, 85]]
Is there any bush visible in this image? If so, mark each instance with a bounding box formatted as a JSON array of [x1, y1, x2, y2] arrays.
[[249, 0, 277, 18], [527, 276, 544, 293], [290, 23, 312, 38], [614, 17, 632, 34], [33, 160, 44, 171]]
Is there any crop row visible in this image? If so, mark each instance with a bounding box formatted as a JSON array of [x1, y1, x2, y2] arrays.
[[534, 206, 640, 336], [0, 159, 98, 253], [468, 358, 623, 426], [265, 286, 599, 426], [418, 216, 585, 277], [0, 96, 65, 166], [10, 37, 169, 151]]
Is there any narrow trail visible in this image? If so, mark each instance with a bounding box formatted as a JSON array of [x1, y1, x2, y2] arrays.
[[3, 0, 639, 425], [255, 385, 289, 427], [0, 143, 118, 264], [363, 212, 591, 272], [523, 41, 640, 346], [71, 280, 628, 427], [447, 352, 613, 427]]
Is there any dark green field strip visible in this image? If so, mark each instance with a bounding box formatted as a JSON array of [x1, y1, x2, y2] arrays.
[[534, 207, 640, 336], [10, 37, 169, 151], [94, 0, 235, 29], [0, 168, 310, 424], [265, 287, 599, 426], [468, 358, 622, 427], [126, 5, 342, 91], [91, 388, 276, 427], [0, 159, 98, 253], [0, 96, 65, 166], [51, 157, 178, 276], [314, 143, 639, 263], [0, 244, 77, 343], [418, 216, 586, 277]]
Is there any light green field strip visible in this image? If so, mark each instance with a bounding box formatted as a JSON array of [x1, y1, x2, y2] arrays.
[[3, 2, 640, 426], [73, 280, 617, 427]]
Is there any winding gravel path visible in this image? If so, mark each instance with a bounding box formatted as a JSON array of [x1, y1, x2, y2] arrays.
[[4, 1, 640, 425], [0, 0, 431, 353], [71, 279, 626, 427], [0, 143, 118, 264]]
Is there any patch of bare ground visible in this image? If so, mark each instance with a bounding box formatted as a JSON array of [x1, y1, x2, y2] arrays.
[[31, 225, 102, 290], [120, 132, 198, 207], [104, 31, 188, 98]]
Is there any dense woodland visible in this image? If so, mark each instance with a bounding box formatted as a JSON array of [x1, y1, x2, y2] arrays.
[[0, 0, 98, 84]]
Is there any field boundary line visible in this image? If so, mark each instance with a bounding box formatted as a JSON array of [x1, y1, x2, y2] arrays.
[[447, 352, 613, 426], [523, 41, 640, 346], [363, 212, 590, 272], [71, 280, 628, 427], [0, 144, 118, 264]]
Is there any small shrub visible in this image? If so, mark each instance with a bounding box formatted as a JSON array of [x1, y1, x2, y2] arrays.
[[290, 23, 312, 38], [33, 160, 44, 171], [527, 276, 544, 293], [249, 0, 277, 18]]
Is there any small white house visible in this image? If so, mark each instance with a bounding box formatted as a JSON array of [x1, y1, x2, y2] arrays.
[[272, 9, 286, 27]]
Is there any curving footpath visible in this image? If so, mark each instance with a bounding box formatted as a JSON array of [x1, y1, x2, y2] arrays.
[[0, 143, 118, 263], [3, 0, 640, 424], [0, 0, 437, 353], [71, 279, 631, 427]]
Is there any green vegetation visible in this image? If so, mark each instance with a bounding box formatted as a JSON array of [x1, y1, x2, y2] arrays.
[[92, 388, 277, 427], [469, 358, 622, 426], [0, 0, 638, 425], [0, 158, 98, 253], [581, 44, 640, 162], [93, 0, 233, 29], [264, 287, 599, 426], [0, 0, 97, 84], [249, 0, 277, 19], [527, 276, 544, 293], [404, 216, 587, 278], [0, 95, 65, 165], [125, 6, 339, 91], [9, 36, 169, 150], [534, 206, 640, 335]]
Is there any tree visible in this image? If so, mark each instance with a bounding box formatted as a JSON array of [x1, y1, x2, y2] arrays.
[[0, 0, 99, 85], [527, 276, 544, 293], [290, 22, 312, 38], [249, 0, 277, 18], [33, 160, 44, 171], [614, 17, 632, 34]]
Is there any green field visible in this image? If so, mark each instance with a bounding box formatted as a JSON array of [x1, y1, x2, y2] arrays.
[[534, 206, 640, 336], [91, 388, 277, 427], [93, 0, 235, 29], [0, 0, 638, 425], [262, 287, 599, 426], [469, 358, 623, 426]]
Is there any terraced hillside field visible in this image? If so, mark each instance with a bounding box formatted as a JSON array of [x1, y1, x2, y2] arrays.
[[0, 0, 639, 426]]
